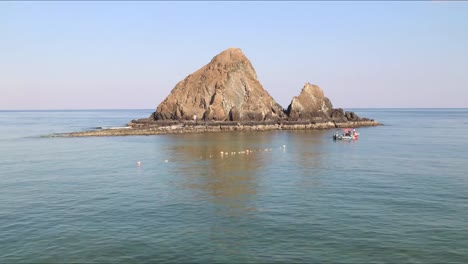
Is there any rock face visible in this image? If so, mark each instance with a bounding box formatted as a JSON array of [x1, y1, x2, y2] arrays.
[[286, 83, 333, 121], [329, 108, 362, 122], [151, 48, 286, 122], [286, 83, 365, 122], [150, 47, 373, 124]]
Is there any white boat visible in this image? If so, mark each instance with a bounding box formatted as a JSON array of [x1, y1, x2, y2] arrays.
[[333, 128, 359, 140]]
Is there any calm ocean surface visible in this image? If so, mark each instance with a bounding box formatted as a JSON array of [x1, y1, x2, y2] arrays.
[[1, 109, 468, 263]]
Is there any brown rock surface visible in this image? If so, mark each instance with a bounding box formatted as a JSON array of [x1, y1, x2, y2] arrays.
[[329, 108, 364, 122], [152, 48, 286, 122], [286, 83, 333, 121]]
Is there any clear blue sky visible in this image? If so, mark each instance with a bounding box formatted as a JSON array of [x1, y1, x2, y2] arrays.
[[1, 1, 467, 110]]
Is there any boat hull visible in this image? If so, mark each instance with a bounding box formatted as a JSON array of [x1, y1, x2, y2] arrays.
[[333, 135, 354, 140]]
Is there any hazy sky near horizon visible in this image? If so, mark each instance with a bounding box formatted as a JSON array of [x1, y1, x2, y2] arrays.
[[1, 1, 467, 110]]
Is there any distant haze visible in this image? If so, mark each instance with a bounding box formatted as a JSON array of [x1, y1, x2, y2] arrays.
[[1, 1, 467, 110]]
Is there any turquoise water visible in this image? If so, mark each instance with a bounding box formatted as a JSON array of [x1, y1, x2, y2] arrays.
[[1, 109, 468, 263]]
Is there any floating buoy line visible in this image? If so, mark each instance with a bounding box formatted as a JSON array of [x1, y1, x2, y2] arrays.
[[138, 145, 286, 166]]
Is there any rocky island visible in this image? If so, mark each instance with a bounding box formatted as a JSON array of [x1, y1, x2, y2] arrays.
[[64, 48, 380, 137]]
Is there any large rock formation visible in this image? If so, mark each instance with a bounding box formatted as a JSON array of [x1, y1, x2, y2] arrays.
[[286, 83, 364, 122], [286, 83, 333, 121], [63, 48, 381, 137], [149, 47, 373, 125], [151, 48, 286, 122]]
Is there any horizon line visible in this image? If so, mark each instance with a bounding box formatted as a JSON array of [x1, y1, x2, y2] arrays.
[[1, 107, 468, 112]]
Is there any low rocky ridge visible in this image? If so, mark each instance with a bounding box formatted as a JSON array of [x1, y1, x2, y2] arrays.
[[62, 47, 380, 137], [62, 120, 380, 137]]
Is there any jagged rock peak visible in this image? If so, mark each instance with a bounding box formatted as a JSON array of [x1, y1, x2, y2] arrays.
[[301, 83, 325, 99], [210, 47, 247, 63], [151, 47, 285, 122], [286, 83, 333, 121], [206, 47, 258, 80]]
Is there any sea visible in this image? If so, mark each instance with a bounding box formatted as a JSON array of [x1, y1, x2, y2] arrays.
[[1, 109, 467, 263]]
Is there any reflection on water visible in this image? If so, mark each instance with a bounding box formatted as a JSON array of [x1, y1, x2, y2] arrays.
[[285, 130, 329, 190], [156, 130, 336, 260], [164, 132, 271, 216], [160, 131, 331, 216]]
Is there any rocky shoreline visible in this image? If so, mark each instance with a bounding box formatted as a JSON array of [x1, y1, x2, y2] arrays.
[[60, 120, 381, 137]]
